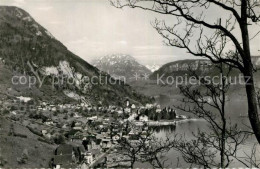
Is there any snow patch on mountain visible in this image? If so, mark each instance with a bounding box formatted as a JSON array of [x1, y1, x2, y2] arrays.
[[92, 54, 151, 80], [146, 64, 160, 72]]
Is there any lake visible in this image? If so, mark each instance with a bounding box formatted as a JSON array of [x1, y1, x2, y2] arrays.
[[135, 97, 260, 168]]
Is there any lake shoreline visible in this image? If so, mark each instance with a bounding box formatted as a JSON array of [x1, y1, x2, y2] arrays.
[[134, 118, 204, 126]]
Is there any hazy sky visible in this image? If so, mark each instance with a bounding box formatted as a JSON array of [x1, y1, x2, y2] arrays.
[[0, 0, 260, 66]]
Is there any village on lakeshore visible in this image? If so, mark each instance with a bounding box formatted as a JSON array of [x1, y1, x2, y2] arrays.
[[0, 95, 187, 168]]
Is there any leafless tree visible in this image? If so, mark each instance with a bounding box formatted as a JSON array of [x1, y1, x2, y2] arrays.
[[110, 123, 175, 168], [111, 63, 259, 168], [172, 64, 253, 168], [141, 135, 175, 168], [110, 0, 260, 144], [230, 142, 260, 168]]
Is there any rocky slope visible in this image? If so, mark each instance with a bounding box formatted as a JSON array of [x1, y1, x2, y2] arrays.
[[0, 6, 152, 106]]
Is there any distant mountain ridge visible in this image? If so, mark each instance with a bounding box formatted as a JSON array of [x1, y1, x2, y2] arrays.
[[149, 59, 212, 79], [0, 6, 152, 105], [150, 57, 260, 79], [92, 54, 151, 81]]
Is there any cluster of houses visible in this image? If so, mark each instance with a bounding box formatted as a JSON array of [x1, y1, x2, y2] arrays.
[[48, 117, 131, 168], [1, 95, 160, 117], [1, 96, 179, 168], [50, 143, 103, 168]]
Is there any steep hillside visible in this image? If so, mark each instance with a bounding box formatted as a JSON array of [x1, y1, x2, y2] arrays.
[[0, 117, 57, 168], [0, 6, 152, 105], [131, 58, 260, 107], [150, 57, 260, 80], [92, 54, 151, 81], [149, 59, 213, 79]]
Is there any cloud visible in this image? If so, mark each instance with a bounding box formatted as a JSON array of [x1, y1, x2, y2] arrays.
[[11, 0, 26, 6], [37, 6, 53, 11], [66, 36, 89, 45], [14, 0, 25, 4], [49, 21, 62, 25], [133, 45, 163, 50], [118, 40, 127, 45]]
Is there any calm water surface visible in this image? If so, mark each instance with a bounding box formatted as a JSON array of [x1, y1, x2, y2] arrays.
[[135, 98, 260, 168]]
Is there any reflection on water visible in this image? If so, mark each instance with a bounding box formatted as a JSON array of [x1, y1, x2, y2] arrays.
[[140, 97, 260, 168], [146, 119, 260, 168], [150, 125, 176, 133]]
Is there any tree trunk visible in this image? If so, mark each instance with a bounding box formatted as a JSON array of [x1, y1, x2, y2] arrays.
[[244, 73, 260, 144], [220, 126, 226, 168], [131, 155, 135, 168], [241, 0, 260, 144], [220, 75, 226, 168]]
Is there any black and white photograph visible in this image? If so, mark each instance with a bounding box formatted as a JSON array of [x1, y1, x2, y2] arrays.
[[0, 0, 260, 168]]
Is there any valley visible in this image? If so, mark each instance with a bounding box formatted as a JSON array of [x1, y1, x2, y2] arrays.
[[0, 3, 260, 169]]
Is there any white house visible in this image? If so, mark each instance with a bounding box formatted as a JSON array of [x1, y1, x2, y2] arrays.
[[145, 104, 153, 109], [51, 107, 57, 112], [41, 129, 48, 135], [73, 122, 83, 130], [45, 119, 54, 126], [73, 112, 81, 118], [139, 115, 148, 122], [131, 104, 136, 109], [112, 134, 120, 141], [125, 108, 131, 113], [156, 108, 161, 113], [81, 163, 88, 169], [128, 113, 137, 121], [117, 110, 123, 114], [10, 111, 17, 115], [87, 116, 98, 121], [85, 152, 93, 164]]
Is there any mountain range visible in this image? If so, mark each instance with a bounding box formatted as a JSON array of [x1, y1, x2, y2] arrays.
[[149, 59, 212, 80], [92, 54, 151, 81], [0, 6, 152, 106], [150, 57, 260, 80], [1, 6, 259, 106]]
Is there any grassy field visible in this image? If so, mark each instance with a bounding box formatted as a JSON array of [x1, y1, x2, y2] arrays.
[[0, 117, 57, 168]]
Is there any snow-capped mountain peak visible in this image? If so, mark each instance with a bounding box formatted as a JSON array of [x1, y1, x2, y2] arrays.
[[92, 54, 152, 80], [146, 64, 160, 72]]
